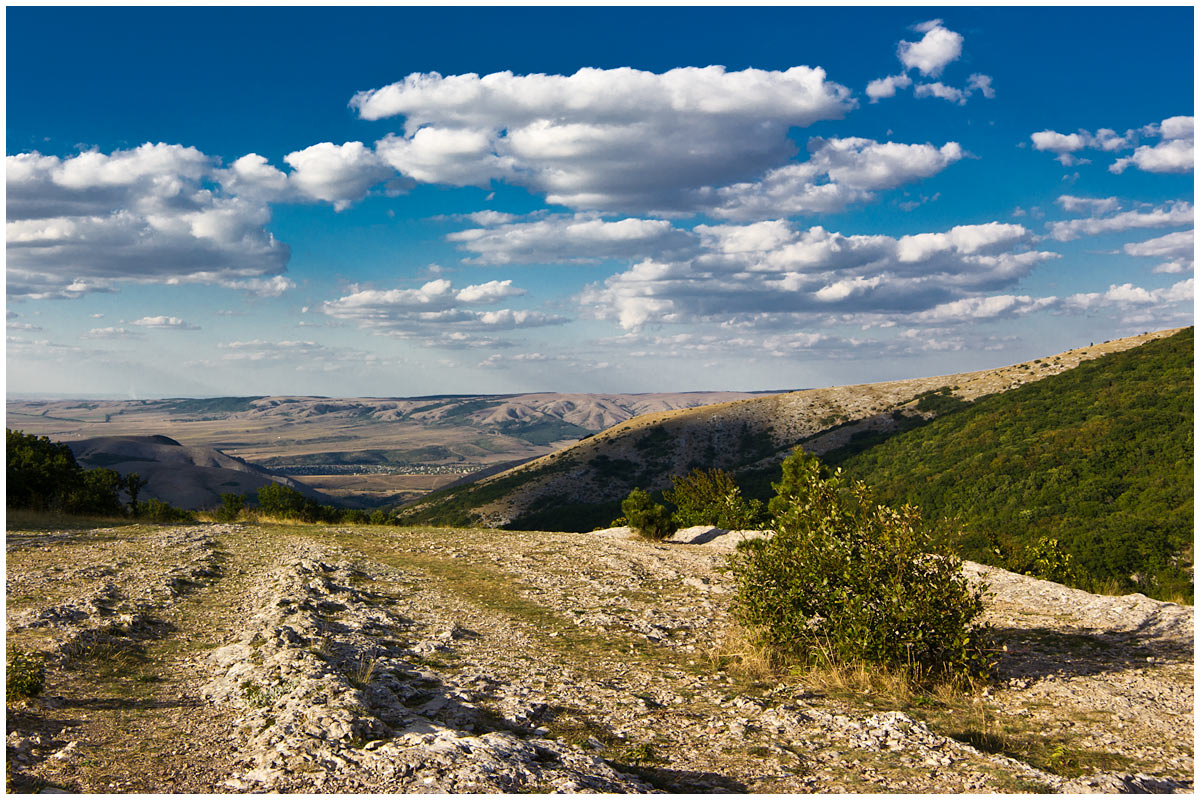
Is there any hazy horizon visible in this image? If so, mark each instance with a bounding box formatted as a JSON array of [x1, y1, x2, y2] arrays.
[[6, 7, 1193, 399]]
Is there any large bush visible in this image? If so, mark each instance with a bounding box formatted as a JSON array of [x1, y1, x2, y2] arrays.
[[621, 487, 676, 541], [728, 450, 991, 684], [664, 468, 764, 530]]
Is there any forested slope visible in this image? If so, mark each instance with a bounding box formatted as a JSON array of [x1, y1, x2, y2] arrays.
[[830, 328, 1193, 601]]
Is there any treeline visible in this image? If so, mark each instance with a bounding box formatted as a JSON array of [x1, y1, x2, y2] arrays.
[[828, 328, 1193, 601], [7, 429, 153, 517], [5, 429, 398, 526]]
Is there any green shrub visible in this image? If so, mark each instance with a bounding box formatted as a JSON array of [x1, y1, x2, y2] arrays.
[[63, 467, 125, 516], [257, 483, 309, 517], [368, 509, 389, 525], [729, 450, 991, 684], [620, 488, 676, 541], [340, 508, 369, 524], [215, 493, 245, 522], [143, 498, 194, 523], [664, 468, 765, 529], [6, 647, 45, 702]]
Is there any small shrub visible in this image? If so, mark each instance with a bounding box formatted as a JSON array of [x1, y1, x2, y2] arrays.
[[368, 509, 389, 525], [143, 498, 194, 523], [1010, 536, 1077, 585], [215, 493, 245, 522], [6, 647, 45, 702], [729, 449, 992, 685], [664, 468, 764, 530], [621, 488, 676, 541]]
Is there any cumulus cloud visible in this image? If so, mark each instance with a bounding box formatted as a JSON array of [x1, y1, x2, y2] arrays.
[[707, 137, 963, 221], [1047, 200, 1192, 242], [1111, 117, 1194, 174], [447, 214, 697, 264], [1033, 116, 1193, 172], [897, 20, 963, 77], [869, 21, 989, 106], [352, 65, 855, 214], [320, 278, 566, 345], [865, 74, 912, 102], [131, 315, 200, 330], [1123, 229, 1194, 273], [580, 219, 1057, 331], [6, 144, 291, 299], [283, 142, 396, 210], [1064, 278, 1193, 310], [911, 294, 1058, 323]]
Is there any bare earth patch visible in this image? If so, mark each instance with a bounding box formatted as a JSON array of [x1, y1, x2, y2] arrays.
[[6, 521, 1192, 793]]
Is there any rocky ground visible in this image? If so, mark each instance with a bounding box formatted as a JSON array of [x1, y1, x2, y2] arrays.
[[6, 520, 1194, 793]]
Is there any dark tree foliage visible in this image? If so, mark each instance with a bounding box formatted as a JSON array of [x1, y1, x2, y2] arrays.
[[6, 429, 83, 511], [832, 328, 1194, 601], [216, 493, 246, 522], [257, 483, 310, 517]]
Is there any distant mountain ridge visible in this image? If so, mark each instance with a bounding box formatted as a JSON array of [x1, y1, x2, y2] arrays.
[[397, 329, 1185, 532], [7, 391, 777, 476]]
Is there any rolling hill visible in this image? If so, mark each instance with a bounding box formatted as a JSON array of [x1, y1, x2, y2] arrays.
[[65, 435, 332, 510], [829, 326, 1193, 600], [396, 329, 1187, 538]]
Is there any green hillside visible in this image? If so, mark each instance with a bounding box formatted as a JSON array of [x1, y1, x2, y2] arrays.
[[828, 328, 1193, 601]]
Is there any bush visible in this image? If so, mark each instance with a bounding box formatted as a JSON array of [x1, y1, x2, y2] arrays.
[[256, 483, 309, 517], [728, 449, 991, 684], [621, 488, 676, 541], [6, 647, 45, 702], [143, 498, 194, 523], [215, 493, 245, 522], [63, 467, 125, 516], [368, 509, 389, 525], [664, 468, 765, 530]]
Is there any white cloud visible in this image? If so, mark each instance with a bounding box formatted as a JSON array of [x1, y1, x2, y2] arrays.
[[708, 137, 963, 221], [1056, 195, 1120, 215], [320, 278, 567, 344], [1123, 229, 1194, 273], [447, 214, 696, 264], [912, 294, 1057, 323], [580, 219, 1057, 332], [283, 142, 395, 211], [6, 144, 291, 299], [865, 74, 912, 102], [1032, 116, 1193, 173], [1064, 278, 1193, 310], [352, 65, 855, 214], [1047, 200, 1193, 242], [897, 20, 963, 77], [131, 315, 200, 330], [914, 82, 967, 105], [967, 73, 995, 99], [82, 327, 141, 339]]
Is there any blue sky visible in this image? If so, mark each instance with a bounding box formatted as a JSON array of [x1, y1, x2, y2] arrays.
[[6, 6, 1194, 398]]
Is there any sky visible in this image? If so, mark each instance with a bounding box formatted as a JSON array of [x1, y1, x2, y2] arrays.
[[5, 6, 1195, 399]]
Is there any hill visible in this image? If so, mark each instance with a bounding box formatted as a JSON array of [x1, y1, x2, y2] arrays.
[[398, 329, 1183, 532], [65, 435, 331, 510], [828, 327, 1193, 601], [5, 519, 1192, 792], [7, 392, 771, 506]]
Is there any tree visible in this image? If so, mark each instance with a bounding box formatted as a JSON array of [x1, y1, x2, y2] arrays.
[[621, 487, 676, 541], [728, 449, 991, 684], [6, 429, 82, 510], [122, 472, 148, 516]]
